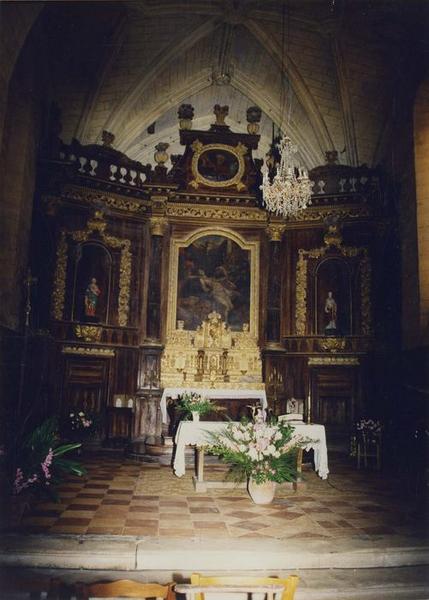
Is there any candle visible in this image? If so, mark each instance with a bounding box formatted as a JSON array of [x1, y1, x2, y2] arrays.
[[307, 392, 311, 424]]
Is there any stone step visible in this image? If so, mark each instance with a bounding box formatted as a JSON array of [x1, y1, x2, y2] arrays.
[[1, 534, 427, 571]]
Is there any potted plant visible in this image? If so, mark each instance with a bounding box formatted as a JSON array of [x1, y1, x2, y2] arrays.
[[207, 410, 303, 504], [177, 392, 218, 422], [1, 418, 86, 527]]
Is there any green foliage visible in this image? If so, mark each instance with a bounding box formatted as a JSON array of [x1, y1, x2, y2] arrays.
[[207, 417, 302, 484], [9, 417, 86, 500], [177, 392, 218, 417]]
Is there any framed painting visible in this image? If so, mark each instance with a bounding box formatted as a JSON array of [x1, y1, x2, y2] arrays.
[[167, 228, 259, 335], [190, 142, 247, 190]]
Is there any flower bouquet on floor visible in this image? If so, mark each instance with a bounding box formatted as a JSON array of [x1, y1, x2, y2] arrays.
[[356, 418, 382, 443], [207, 410, 305, 504], [63, 408, 98, 442], [177, 391, 219, 422]]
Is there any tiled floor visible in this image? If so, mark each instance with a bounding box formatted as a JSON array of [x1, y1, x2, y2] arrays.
[[17, 453, 424, 540]]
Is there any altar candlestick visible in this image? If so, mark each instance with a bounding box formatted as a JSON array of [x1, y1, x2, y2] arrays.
[[307, 391, 311, 424]]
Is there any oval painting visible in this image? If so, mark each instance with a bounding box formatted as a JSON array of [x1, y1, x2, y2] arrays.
[[197, 149, 240, 183]]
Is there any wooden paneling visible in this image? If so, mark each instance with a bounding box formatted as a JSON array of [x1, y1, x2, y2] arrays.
[[310, 366, 359, 438], [62, 356, 112, 435]]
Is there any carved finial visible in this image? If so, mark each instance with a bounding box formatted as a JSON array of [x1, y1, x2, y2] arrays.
[[102, 130, 115, 147], [213, 104, 229, 126], [246, 106, 262, 135], [178, 104, 194, 130], [154, 142, 169, 166]]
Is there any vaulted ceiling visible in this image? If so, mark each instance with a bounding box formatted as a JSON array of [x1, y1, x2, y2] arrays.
[[36, 0, 427, 169]]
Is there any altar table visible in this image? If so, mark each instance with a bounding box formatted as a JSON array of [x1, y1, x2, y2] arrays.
[[160, 387, 267, 424], [173, 421, 329, 489]]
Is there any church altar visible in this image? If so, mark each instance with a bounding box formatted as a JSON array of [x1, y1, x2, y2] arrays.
[[160, 387, 267, 424], [173, 421, 329, 483]]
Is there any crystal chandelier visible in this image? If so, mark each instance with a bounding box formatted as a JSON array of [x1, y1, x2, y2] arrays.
[[261, 135, 313, 219]]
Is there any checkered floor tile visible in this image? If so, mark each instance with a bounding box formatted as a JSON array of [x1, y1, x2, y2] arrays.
[[15, 453, 424, 540]]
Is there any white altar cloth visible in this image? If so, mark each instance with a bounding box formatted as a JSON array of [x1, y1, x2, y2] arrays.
[[160, 387, 267, 424], [173, 421, 329, 479]]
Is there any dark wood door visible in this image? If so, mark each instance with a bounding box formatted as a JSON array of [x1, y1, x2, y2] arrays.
[[310, 366, 359, 441], [62, 357, 111, 437]]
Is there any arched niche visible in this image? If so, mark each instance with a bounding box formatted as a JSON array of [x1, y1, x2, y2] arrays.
[[315, 257, 352, 336], [72, 242, 112, 324]]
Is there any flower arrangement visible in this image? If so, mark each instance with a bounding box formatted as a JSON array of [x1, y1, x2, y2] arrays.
[[8, 418, 86, 500], [64, 408, 98, 440], [177, 392, 218, 418], [356, 418, 382, 439], [207, 411, 302, 484]]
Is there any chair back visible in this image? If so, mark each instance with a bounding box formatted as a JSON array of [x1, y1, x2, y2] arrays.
[[190, 574, 298, 600], [77, 580, 175, 599], [286, 398, 304, 416], [176, 583, 285, 600], [278, 413, 303, 422]]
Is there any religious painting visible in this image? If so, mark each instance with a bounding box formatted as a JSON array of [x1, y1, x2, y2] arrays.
[[176, 234, 250, 331], [315, 258, 351, 335], [197, 149, 239, 183], [73, 242, 111, 324]]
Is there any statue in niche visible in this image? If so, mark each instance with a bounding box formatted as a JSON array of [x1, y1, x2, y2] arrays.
[[324, 291, 338, 333], [84, 277, 101, 319]]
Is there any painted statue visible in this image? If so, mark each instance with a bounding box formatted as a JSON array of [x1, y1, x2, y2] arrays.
[[324, 291, 337, 331], [84, 277, 101, 317]]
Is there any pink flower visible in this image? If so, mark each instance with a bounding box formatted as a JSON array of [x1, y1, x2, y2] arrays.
[[41, 448, 53, 480], [13, 468, 38, 495]]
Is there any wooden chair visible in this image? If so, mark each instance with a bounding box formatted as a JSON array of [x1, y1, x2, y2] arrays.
[[278, 413, 303, 423], [190, 574, 299, 600], [176, 583, 285, 600], [76, 580, 175, 599], [357, 432, 382, 469]]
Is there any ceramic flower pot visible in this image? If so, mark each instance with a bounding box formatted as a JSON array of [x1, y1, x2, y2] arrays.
[[191, 411, 200, 422], [247, 478, 276, 505]]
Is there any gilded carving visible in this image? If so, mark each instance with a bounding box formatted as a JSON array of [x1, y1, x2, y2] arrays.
[[190, 141, 247, 191], [360, 251, 372, 335], [161, 312, 263, 389], [103, 234, 132, 327], [295, 240, 371, 336], [295, 250, 311, 335], [290, 206, 370, 223], [317, 337, 346, 353], [308, 356, 359, 366], [151, 195, 168, 214], [166, 203, 266, 222], [74, 324, 103, 343], [87, 210, 107, 233], [149, 216, 169, 236], [266, 223, 286, 242], [52, 232, 68, 320], [60, 186, 149, 213], [323, 223, 342, 247], [61, 345, 115, 357], [52, 212, 132, 326]]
